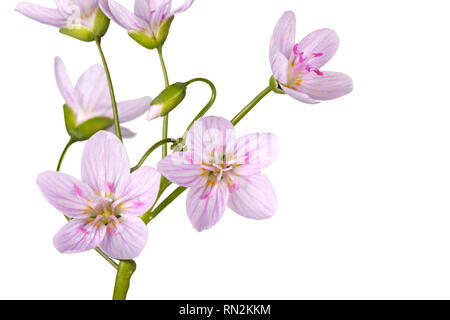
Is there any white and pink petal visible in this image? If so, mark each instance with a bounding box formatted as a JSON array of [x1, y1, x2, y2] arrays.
[[228, 174, 277, 220], [298, 28, 340, 69], [105, 96, 152, 122], [100, 0, 147, 31], [186, 183, 229, 232], [299, 71, 353, 101], [16, 2, 67, 28], [81, 131, 130, 194], [99, 216, 148, 260], [53, 218, 106, 254], [186, 116, 235, 158], [234, 133, 279, 176], [270, 11, 296, 60], [37, 171, 95, 218], [116, 166, 161, 216], [54, 57, 76, 109], [157, 152, 206, 188]]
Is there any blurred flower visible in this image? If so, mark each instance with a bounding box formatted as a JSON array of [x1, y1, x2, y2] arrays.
[[55, 57, 151, 140], [37, 131, 161, 259], [16, 0, 110, 41], [158, 116, 279, 232], [270, 11, 353, 103], [100, 0, 194, 49]]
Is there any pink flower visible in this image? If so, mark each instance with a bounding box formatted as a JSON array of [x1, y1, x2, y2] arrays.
[[270, 11, 353, 104], [99, 0, 194, 48], [37, 131, 161, 259], [55, 57, 151, 138], [158, 116, 279, 232], [15, 1, 110, 41]]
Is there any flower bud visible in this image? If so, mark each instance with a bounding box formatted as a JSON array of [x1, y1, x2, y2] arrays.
[[63, 105, 113, 141], [128, 16, 174, 50], [147, 82, 187, 120]]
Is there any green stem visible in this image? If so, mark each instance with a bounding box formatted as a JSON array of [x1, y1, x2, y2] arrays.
[[158, 45, 170, 158], [112, 260, 136, 300], [56, 139, 74, 172], [95, 37, 122, 142], [231, 85, 272, 126], [95, 248, 119, 269], [143, 187, 187, 224], [131, 138, 177, 173], [142, 86, 272, 224], [183, 78, 217, 134]]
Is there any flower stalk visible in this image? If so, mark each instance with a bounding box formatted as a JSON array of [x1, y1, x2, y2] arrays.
[[112, 260, 136, 300], [95, 37, 122, 141]]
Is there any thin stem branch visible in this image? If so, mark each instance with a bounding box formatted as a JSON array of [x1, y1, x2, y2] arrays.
[[131, 138, 177, 173], [56, 139, 74, 172], [231, 85, 272, 126], [95, 248, 119, 269], [158, 45, 170, 158], [95, 37, 122, 142], [143, 187, 187, 224]]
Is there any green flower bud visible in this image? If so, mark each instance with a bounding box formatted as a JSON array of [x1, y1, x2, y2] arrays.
[[147, 82, 187, 120], [63, 105, 113, 141], [128, 16, 174, 50]]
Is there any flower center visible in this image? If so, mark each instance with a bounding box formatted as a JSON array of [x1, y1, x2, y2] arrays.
[[83, 184, 124, 235], [286, 44, 324, 88], [200, 147, 240, 199]]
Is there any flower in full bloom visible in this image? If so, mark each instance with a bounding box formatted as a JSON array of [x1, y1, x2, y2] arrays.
[[99, 0, 194, 49], [55, 57, 151, 140], [270, 11, 353, 104], [37, 131, 161, 259], [158, 116, 279, 232], [15, 0, 110, 41]]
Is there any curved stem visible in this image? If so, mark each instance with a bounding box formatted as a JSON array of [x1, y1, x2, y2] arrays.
[[96, 37, 122, 142], [231, 85, 272, 126], [183, 78, 217, 134], [56, 139, 74, 172], [112, 260, 136, 300], [131, 138, 177, 173], [158, 45, 170, 158]]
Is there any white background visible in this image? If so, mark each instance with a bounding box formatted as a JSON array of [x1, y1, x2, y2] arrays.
[[1, 0, 450, 300]]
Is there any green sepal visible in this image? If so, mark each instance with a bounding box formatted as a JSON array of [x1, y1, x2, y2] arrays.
[[156, 16, 174, 46], [93, 9, 110, 38], [269, 75, 286, 94], [128, 16, 174, 50], [59, 26, 95, 42], [63, 104, 77, 133], [128, 30, 159, 50], [63, 105, 114, 141]]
